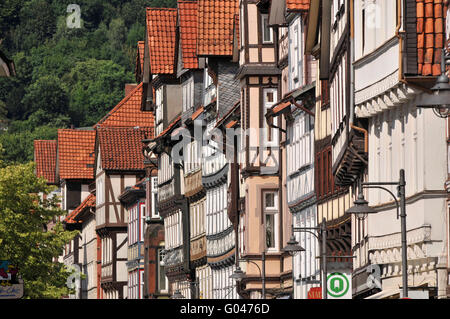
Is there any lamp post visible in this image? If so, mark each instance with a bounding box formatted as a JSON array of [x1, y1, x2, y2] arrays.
[[346, 169, 408, 298], [230, 253, 266, 299], [416, 48, 450, 118], [283, 219, 328, 299]]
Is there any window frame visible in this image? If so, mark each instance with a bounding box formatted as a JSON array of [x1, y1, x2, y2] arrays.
[[263, 190, 280, 252]]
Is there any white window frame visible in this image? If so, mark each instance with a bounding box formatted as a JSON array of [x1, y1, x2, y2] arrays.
[[263, 88, 279, 147], [261, 14, 273, 43], [155, 86, 164, 136], [263, 190, 279, 252], [182, 77, 194, 112], [151, 176, 159, 218]]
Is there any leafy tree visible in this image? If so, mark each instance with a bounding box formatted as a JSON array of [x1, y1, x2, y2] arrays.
[[0, 0, 22, 36], [0, 125, 59, 164], [22, 75, 69, 118], [0, 161, 77, 298], [13, 0, 56, 51], [64, 59, 133, 126], [108, 18, 127, 51]]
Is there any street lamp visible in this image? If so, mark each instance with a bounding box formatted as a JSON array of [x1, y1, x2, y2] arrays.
[[416, 48, 450, 118], [230, 255, 266, 299], [282, 235, 306, 254], [346, 169, 408, 298], [283, 219, 329, 299], [229, 266, 246, 281]]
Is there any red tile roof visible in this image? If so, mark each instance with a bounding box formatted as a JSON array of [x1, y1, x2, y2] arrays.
[[197, 0, 239, 56], [146, 8, 177, 74], [417, 0, 447, 76], [65, 194, 96, 224], [95, 82, 155, 132], [178, 0, 199, 69], [34, 140, 57, 184], [57, 129, 96, 180], [97, 127, 152, 171], [286, 0, 310, 11]]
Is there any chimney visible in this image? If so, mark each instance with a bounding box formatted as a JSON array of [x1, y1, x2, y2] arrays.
[[125, 83, 138, 96]]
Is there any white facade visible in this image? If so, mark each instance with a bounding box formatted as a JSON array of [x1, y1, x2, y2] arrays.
[[352, 0, 448, 298]]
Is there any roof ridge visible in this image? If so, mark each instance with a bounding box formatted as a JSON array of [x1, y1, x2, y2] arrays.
[[146, 7, 177, 11]]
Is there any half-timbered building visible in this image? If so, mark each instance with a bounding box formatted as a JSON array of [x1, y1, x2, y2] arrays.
[[119, 179, 147, 299], [141, 7, 192, 298], [64, 194, 98, 299], [266, 0, 320, 299], [235, 0, 297, 299], [56, 128, 96, 298], [196, 0, 241, 299], [304, 0, 354, 299], [94, 126, 151, 299], [178, 0, 213, 299]]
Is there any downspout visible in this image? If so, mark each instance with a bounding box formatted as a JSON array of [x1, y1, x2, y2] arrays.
[[397, 0, 404, 83]]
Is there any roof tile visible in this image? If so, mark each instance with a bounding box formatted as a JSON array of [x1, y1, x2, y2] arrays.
[[179, 1, 199, 69], [417, 0, 447, 76], [57, 129, 96, 180], [197, 0, 239, 56], [97, 127, 152, 171], [146, 8, 177, 74], [65, 194, 96, 224], [34, 140, 57, 184], [286, 0, 310, 11], [95, 82, 155, 131]]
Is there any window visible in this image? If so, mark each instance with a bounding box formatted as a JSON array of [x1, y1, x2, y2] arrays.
[[263, 88, 278, 146], [155, 87, 164, 136], [204, 68, 216, 106], [315, 147, 337, 200], [261, 14, 273, 43], [263, 191, 279, 251], [157, 247, 168, 293], [182, 77, 194, 112], [289, 20, 301, 86], [151, 177, 159, 218], [96, 179, 104, 206]]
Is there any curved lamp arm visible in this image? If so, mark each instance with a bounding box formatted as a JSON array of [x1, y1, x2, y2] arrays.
[[361, 185, 400, 219], [243, 260, 262, 278]]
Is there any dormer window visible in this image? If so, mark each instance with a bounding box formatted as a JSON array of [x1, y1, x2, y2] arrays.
[[261, 14, 273, 43]]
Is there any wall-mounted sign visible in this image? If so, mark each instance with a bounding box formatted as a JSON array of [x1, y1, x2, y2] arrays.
[[307, 287, 322, 299], [327, 272, 352, 299], [0, 261, 24, 299]]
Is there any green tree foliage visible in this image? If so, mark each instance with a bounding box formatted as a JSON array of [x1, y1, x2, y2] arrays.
[[0, 0, 176, 164], [22, 75, 69, 118], [0, 126, 59, 164], [0, 161, 78, 298], [64, 59, 133, 126], [13, 0, 57, 51]]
